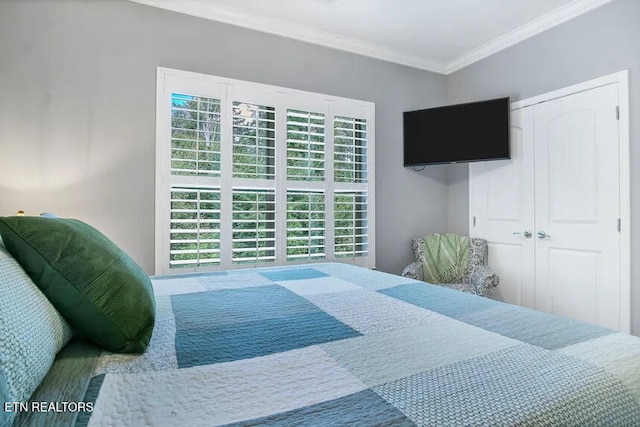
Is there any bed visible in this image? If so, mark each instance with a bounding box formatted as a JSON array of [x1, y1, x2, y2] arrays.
[[11, 262, 640, 426]]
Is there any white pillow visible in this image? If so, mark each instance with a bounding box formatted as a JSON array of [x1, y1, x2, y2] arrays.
[[0, 238, 73, 427]]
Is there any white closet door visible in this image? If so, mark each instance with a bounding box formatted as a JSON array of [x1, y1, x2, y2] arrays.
[[470, 80, 625, 331], [533, 83, 621, 330], [469, 106, 535, 308]]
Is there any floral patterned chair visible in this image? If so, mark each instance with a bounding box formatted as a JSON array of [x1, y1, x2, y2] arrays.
[[401, 234, 500, 297]]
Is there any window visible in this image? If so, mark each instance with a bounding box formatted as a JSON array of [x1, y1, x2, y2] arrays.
[[156, 68, 375, 274]]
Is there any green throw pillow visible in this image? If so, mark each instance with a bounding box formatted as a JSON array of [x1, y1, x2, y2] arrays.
[[0, 217, 155, 353]]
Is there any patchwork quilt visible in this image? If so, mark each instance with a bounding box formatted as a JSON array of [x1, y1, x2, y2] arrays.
[[24, 263, 640, 426]]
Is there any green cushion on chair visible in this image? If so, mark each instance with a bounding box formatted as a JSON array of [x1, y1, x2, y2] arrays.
[[0, 217, 155, 353], [421, 233, 470, 284]]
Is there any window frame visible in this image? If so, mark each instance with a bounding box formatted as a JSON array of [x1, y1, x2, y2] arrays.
[[155, 67, 375, 274]]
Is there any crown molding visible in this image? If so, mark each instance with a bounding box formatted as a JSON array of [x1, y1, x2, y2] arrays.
[[130, 0, 615, 75], [129, 0, 447, 73], [445, 0, 615, 74]]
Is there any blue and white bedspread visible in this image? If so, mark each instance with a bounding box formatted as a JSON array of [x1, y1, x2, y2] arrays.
[[78, 263, 640, 426]]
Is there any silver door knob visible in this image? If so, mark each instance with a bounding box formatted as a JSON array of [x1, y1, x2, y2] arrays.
[[513, 230, 532, 238], [537, 231, 550, 239]]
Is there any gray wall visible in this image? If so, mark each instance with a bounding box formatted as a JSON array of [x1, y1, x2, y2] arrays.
[[0, 0, 447, 275], [446, 0, 640, 332]]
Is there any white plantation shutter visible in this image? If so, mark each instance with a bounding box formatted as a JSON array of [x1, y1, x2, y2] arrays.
[[232, 102, 276, 179], [156, 68, 375, 274], [169, 187, 221, 268], [334, 191, 368, 257], [167, 91, 222, 269], [171, 94, 221, 177], [333, 115, 369, 258], [232, 189, 276, 264], [230, 100, 277, 265], [334, 116, 367, 183], [287, 110, 325, 181], [286, 191, 325, 260]]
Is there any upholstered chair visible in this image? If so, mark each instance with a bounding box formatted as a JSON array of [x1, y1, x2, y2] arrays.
[[401, 234, 499, 297]]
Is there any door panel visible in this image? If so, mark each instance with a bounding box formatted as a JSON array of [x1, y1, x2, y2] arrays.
[[547, 248, 599, 324], [534, 83, 620, 330], [486, 149, 523, 221], [470, 106, 535, 308], [486, 242, 527, 305], [546, 111, 598, 223]]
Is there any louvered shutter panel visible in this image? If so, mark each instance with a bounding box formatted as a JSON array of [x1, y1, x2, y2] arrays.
[[169, 187, 221, 268], [232, 102, 276, 179], [232, 189, 276, 264], [334, 116, 367, 183], [286, 191, 326, 260], [287, 110, 325, 181], [171, 94, 221, 177], [334, 191, 368, 257]]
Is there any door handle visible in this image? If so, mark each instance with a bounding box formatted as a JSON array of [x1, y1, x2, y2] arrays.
[[513, 230, 532, 238], [537, 231, 551, 239]]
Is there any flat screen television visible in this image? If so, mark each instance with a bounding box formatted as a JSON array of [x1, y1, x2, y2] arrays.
[[403, 97, 510, 166]]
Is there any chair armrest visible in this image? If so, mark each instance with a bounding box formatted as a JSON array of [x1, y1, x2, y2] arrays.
[[401, 260, 423, 281], [471, 265, 500, 297]]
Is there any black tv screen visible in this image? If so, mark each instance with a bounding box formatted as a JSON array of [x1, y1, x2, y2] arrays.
[[403, 97, 510, 166]]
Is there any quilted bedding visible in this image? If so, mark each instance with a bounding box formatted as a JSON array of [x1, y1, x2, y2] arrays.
[[23, 263, 640, 426]]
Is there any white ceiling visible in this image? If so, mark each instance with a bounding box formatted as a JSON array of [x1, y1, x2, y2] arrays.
[[129, 0, 614, 74]]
